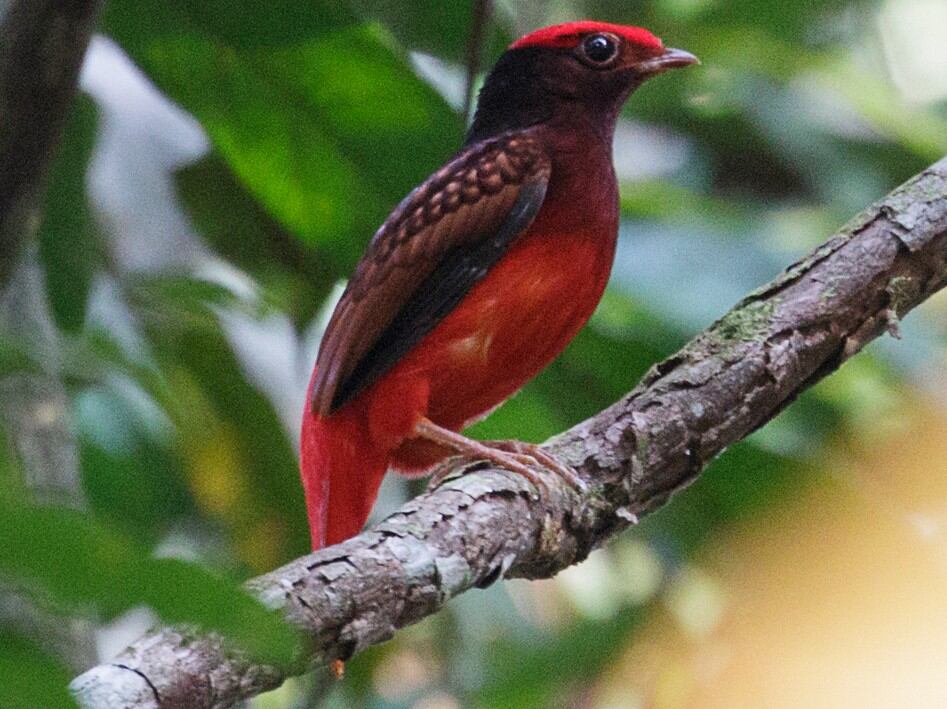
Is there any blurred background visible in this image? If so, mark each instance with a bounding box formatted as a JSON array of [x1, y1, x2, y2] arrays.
[[2, 0, 947, 707]]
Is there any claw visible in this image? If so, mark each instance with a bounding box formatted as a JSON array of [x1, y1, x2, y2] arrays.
[[414, 418, 586, 492], [484, 440, 588, 492]]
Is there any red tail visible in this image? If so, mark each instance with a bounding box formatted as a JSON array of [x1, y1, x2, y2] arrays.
[[300, 378, 389, 550]]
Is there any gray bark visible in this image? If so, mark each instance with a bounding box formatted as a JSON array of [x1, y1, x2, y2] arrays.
[[72, 156, 947, 708]]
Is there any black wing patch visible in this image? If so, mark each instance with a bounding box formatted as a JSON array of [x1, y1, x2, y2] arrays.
[[330, 177, 547, 412]]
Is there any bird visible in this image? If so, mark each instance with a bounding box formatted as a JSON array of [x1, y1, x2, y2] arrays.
[[301, 21, 698, 550]]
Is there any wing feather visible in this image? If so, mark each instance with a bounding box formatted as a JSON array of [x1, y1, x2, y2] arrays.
[[311, 130, 551, 416]]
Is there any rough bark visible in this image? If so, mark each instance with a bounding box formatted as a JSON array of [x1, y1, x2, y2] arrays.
[[72, 156, 947, 708]]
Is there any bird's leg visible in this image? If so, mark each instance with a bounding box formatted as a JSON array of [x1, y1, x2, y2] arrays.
[[414, 418, 586, 491], [480, 439, 587, 491]]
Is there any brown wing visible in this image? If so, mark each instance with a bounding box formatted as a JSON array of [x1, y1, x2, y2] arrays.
[[311, 131, 551, 416]]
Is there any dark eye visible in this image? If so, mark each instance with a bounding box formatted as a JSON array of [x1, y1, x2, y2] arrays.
[[581, 34, 619, 64]]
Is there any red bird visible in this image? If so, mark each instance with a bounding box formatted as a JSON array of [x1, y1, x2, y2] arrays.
[[301, 21, 697, 549]]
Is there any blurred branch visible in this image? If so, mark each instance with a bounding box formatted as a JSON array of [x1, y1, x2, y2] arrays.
[[72, 157, 947, 708], [462, 0, 493, 123], [0, 0, 102, 676], [0, 0, 102, 284]]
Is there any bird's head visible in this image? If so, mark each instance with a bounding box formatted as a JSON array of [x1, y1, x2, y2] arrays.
[[467, 21, 698, 143]]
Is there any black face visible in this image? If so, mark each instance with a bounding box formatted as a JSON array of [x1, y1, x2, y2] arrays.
[[466, 34, 685, 145]]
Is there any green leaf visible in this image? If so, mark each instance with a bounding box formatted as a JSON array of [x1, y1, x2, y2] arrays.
[[620, 179, 753, 225], [123, 278, 312, 567], [175, 154, 339, 325], [77, 386, 194, 545], [474, 604, 646, 709], [0, 416, 24, 504], [38, 97, 103, 332], [104, 2, 463, 269], [0, 632, 78, 709], [0, 501, 301, 666], [0, 333, 37, 380], [103, 0, 359, 49], [353, 0, 510, 62], [141, 557, 301, 668]]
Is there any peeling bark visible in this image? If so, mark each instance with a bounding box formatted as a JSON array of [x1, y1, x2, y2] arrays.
[[72, 157, 947, 708]]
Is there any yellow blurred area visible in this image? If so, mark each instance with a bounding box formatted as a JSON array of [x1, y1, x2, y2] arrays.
[[595, 395, 947, 709], [166, 369, 291, 570], [186, 429, 290, 570], [187, 425, 247, 517]]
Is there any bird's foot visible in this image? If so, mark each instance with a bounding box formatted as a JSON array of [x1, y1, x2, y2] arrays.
[[414, 418, 586, 492], [482, 439, 587, 492]]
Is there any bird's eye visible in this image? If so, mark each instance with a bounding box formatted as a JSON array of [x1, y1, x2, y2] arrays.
[[581, 33, 619, 65]]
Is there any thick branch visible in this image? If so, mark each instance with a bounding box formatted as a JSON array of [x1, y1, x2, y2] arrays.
[[73, 157, 947, 708]]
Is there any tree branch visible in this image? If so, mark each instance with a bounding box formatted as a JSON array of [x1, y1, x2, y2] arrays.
[[0, 0, 102, 284], [0, 0, 102, 678], [462, 0, 493, 124], [72, 157, 947, 708]]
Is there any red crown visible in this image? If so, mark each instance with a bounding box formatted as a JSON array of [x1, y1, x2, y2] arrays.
[[510, 21, 663, 52]]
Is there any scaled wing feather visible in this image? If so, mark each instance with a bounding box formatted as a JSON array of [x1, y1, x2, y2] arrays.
[[311, 130, 551, 415]]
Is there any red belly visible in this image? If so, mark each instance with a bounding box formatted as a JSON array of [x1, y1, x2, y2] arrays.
[[373, 224, 616, 471]]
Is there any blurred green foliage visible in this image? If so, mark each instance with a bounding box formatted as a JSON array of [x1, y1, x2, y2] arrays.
[[1, 0, 945, 707], [0, 631, 78, 709], [0, 500, 301, 666], [38, 98, 102, 333]]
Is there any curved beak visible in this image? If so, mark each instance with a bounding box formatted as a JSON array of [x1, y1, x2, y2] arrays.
[[635, 47, 700, 76]]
